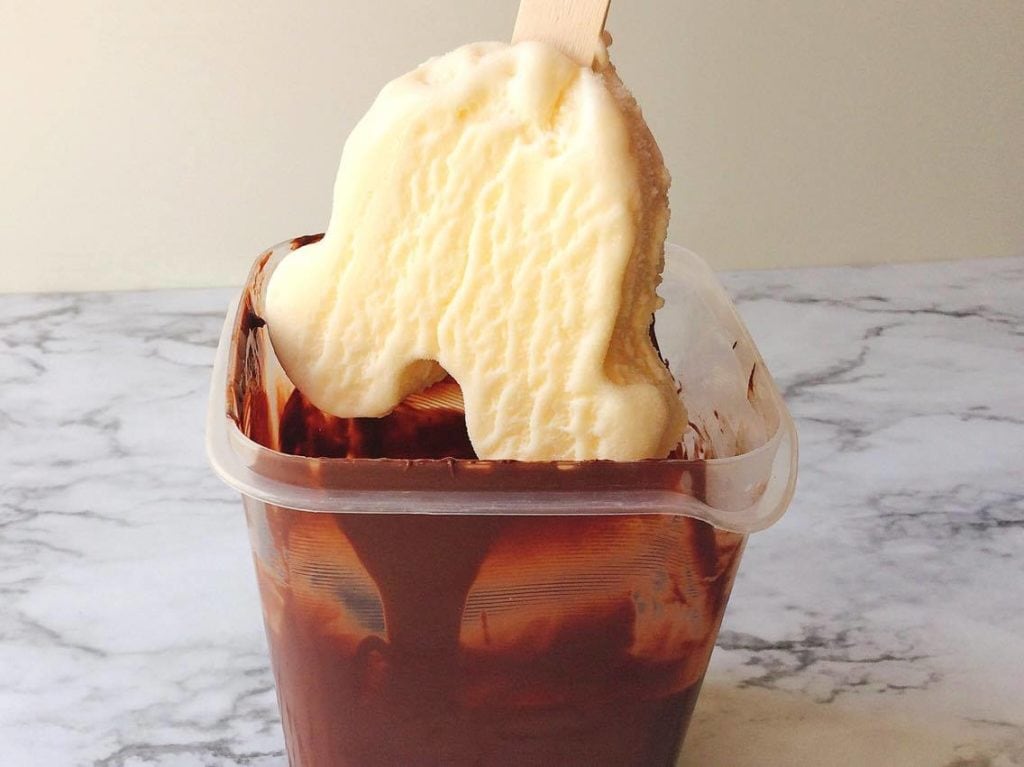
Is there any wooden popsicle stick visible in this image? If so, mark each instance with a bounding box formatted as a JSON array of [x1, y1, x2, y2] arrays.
[[512, 0, 612, 67]]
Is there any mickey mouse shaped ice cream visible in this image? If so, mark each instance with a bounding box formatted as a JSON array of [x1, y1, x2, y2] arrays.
[[265, 39, 684, 461]]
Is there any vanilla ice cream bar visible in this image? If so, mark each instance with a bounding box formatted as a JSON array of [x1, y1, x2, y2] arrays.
[[265, 40, 684, 460]]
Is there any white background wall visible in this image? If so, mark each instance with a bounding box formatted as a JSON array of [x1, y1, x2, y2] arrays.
[[2, 1, 1022, 292]]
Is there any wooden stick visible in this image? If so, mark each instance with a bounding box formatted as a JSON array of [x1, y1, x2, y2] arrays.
[[512, 0, 612, 67]]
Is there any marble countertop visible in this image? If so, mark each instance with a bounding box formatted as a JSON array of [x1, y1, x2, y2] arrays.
[[2, 255, 1022, 766]]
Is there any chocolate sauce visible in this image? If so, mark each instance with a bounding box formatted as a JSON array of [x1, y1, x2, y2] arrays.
[[279, 382, 475, 459], [250, 506, 742, 767], [233, 236, 746, 766], [246, 401, 743, 766]]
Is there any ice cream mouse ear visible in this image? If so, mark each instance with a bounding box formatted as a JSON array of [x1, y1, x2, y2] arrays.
[[265, 36, 684, 461]]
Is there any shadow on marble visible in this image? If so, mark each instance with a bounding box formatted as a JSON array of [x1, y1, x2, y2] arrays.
[[679, 681, 1023, 767]]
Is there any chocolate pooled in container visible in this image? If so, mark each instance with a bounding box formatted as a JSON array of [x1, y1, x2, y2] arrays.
[[210, 235, 788, 767]]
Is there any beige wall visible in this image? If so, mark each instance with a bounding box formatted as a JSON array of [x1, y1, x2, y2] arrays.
[[2, 1, 1022, 292]]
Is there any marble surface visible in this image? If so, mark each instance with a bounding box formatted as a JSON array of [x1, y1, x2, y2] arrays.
[[1, 255, 1022, 766]]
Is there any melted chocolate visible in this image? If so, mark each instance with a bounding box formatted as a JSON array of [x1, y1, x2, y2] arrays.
[[279, 382, 475, 459], [232, 235, 746, 766], [250, 507, 743, 767]]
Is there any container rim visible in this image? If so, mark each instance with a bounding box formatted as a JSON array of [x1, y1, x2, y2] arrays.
[[206, 240, 798, 533]]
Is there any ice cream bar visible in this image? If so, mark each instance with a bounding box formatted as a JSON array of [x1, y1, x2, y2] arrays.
[[265, 40, 684, 461]]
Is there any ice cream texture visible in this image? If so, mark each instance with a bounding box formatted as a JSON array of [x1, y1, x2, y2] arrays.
[[265, 40, 684, 460]]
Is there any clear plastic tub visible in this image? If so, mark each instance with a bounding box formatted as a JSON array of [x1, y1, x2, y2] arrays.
[[207, 237, 797, 767]]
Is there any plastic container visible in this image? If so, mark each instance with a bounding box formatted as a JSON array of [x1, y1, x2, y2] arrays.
[[207, 237, 797, 767]]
